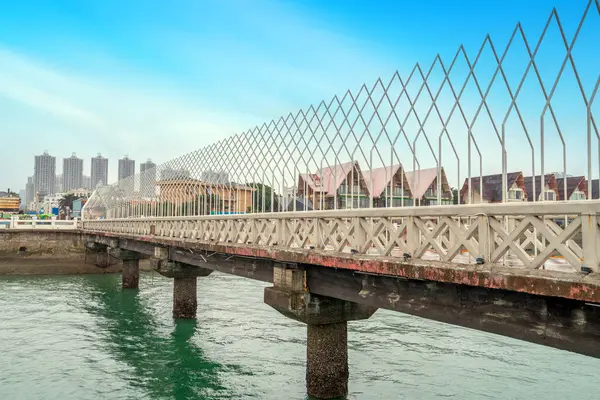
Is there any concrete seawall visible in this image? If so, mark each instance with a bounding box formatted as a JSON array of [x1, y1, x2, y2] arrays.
[[0, 230, 150, 276]]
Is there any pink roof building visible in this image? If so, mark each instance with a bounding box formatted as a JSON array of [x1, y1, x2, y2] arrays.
[[404, 167, 453, 206], [362, 164, 413, 207], [297, 161, 369, 209]]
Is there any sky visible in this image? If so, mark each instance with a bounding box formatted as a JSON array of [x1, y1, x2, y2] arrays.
[[0, 0, 598, 191]]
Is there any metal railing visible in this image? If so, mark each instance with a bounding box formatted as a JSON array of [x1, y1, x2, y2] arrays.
[[83, 1, 599, 220], [81, 1, 600, 272], [82, 201, 600, 272], [0, 217, 79, 230]]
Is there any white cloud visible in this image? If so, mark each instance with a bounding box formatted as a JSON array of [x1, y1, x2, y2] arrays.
[[0, 0, 400, 191], [0, 46, 262, 190]]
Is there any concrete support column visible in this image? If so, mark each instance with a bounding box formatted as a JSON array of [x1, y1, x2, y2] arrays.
[[122, 258, 140, 289], [307, 322, 348, 399], [264, 264, 377, 399], [151, 248, 213, 319], [110, 248, 143, 289], [173, 276, 198, 319]]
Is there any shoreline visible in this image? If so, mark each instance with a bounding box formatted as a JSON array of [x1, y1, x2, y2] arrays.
[[0, 258, 153, 276]]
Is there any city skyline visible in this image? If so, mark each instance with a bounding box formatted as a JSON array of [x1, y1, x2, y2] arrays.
[[0, 0, 597, 194], [20, 151, 154, 203]]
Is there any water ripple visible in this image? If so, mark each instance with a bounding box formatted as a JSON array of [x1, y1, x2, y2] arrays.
[[1, 273, 600, 399]]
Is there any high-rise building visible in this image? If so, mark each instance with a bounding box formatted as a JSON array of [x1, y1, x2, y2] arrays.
[[140, 159, 157, 197], [34, 151, 56, 197], [54, 174, 63, 194], [91, 153, 109, 188], [118, 156, 136, 191], [25, 177, 34, 209], [118, 156, 136, 181], [83, 175, 91, 190], [161, 167, 191, 181], [63, 153, 84, 192]]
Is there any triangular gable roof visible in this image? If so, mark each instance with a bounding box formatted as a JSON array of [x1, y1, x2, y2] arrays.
[[523, 174, 555, 202], [363, 164, 408, 197], [556, 176, 586, 200], [460, 172, 522, 202], [299, 161, 362, 196], [404, 168, 450, 199]]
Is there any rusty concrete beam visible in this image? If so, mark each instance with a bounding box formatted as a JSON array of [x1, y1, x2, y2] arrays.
[[84, 232, 600, 304], [169, 250, 273, 282], [90, 236, 273, 282], [306, 266, 600, 359], [151, 259, 213, 278]]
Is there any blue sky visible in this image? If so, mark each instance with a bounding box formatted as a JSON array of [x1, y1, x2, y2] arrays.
[[0, 0, 598, 191]]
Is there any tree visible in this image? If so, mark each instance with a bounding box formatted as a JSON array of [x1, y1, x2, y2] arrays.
[[59, 194, 80, 215], [5, 188, 18, 198], [452, 187, 459, 205], [246, 183, 280, 213]]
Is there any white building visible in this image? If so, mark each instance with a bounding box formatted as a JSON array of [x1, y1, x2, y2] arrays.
[[35, 189, 93, 215]]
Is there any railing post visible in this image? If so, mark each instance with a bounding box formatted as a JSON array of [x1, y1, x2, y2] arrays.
[[51, 216, 56, 227], [582, 213, 600, 272], [353, 217, 366, 253], [478, 215, 490, 263], [10, 216, 17, 229], [406, 216, 419, 256], [276, 218, 285, 246], [250, 219, 257, 244]]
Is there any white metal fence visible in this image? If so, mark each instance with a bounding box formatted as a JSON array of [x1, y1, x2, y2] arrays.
[[81, 1, 600, 273], [83, 1, 599, 221]]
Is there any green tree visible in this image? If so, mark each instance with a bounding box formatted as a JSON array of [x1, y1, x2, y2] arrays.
[[4, 188, 19, 198], [452, 187, 459, 205], [246, 183, 280, 213], [59, 194, 80, 214]]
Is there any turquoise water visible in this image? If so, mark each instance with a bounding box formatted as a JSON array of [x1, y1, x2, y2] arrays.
[[0, 272, 599, 399]]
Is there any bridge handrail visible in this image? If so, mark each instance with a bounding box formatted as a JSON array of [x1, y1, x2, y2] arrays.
[[0, 217, 79, 230], [81, 201, 600, 273], [82, 200, 600, 222]]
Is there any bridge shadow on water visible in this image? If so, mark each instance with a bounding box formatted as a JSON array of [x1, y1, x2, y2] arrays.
[[79, 274, 227, 400]]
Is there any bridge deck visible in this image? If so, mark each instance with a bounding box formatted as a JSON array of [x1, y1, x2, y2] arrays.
[[87, 230, 600, 304]]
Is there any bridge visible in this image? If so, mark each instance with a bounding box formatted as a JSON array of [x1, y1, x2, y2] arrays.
[[21, 2, 600, 399]]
